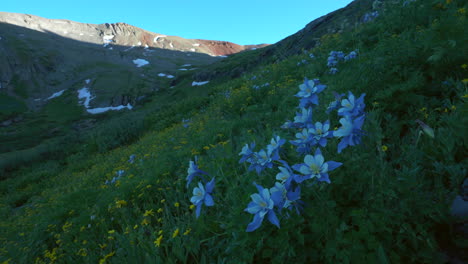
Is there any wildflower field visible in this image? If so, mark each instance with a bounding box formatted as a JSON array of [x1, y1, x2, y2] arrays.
[[1, 0, 467, 263]]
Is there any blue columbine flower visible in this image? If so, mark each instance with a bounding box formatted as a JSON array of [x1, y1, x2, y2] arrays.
[[329, 68, 339, 75], [295, 78, 326, 108], [249, 149, 274, 174], [186, 159, 208, 187], [182, 118, 191, 128], [326, 92, 345, 114], [334, 115, 366, 153], [338, 92, 366, 118], [290, 128, 314, 154], [292, 148, 342, 183], [344, 51, 358, 61], [239, 142, 256, 163], [293, 107, 314, 128], [270, 182, 302, 214], [309, 121, 333, 147], [267, 136, 286, 161], [128, 154, 136, 163], [245, 183, 280, 232], [190, 178, 215, 218]]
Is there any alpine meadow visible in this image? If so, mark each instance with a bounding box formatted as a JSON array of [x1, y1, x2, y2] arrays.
[[0, 0, 467, 263]]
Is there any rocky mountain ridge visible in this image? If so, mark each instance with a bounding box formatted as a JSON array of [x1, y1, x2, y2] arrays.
[[0, 12, 268, 56]]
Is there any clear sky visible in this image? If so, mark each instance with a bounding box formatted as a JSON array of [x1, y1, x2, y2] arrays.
[[1, 0, 354, 45]]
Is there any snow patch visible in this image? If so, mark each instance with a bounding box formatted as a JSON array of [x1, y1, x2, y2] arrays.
[[64, 31, 68, 34], [133, 59, 149, 67], [77, 88, 94, 108], [87, 104, 133, 114], [169, 42, 174, 48], [153, 35, 166, 42], [103, 35, 114, 47], [190, 48, 196, 52], [144, 44, 149, 49], [192, 81, 209, 86], [158, 73, 166, 77], [192, 43, 200, 47], [79, 33, 84, 36], [47, 90, 66, 100], [137, 41, 142, 46], [166, 75, 174, 79]]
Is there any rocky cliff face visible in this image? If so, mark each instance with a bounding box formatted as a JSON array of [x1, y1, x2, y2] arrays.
[[0, 12, 268, 56]]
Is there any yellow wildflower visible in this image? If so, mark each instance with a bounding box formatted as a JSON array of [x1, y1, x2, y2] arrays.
[[141, 218, 150, 226], [77, 248, 87, 257], [157, 208, 163, 213], [115, 200, 127, 208], [183, 228, 191, 236], [143, 209, 155, 217], [451, 105, 456, 111], [381, 145, 388, 152], [189, 204, 196, 210], [174, 202, 180, 208], [62, 221, 72, 232], [158, 230, 163, 235], [462, 64, 468, 69], [160, 199, 166, 204], [203, 146, 210, 150], [154, 235, 163, 247], [133, 224, 138, 229], [172, 228, 180, 238], [146, 185, 152, 189], [108, 230, 115, 234], [462, 79, 468, 84], [99, 243, 107, 249]]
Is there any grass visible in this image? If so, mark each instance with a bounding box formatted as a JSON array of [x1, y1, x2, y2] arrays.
[[1, 0, 467, 263]]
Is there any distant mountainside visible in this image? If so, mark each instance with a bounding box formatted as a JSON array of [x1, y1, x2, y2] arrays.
[[0, 12, 268, 56]]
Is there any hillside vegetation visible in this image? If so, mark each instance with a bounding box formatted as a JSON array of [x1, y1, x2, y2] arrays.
[[1, 0, 467, 263]]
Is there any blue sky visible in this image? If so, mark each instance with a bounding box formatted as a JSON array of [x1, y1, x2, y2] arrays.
[[2, 0, 354, 45]]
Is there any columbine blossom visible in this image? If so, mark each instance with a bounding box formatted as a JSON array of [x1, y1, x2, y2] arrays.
[[326, 92, 345, 114], [190, 178, 215, 218], [239, 142, 256, 163], [292, 148, 342, 183], [186, 159, 208, 187], [250, 149, 274, 174], [267, 136, 286, 161], [128, 154, 136, 163], [344, 51, 358, 61], [334, 115, 366, 153], [309, 121, 333, 147], [245, 183, 280, 232], [290, 128, 314, 154], [295, 78, 326, 108], [329, 68, 339, 75], [270, 182, 302, 213], [338, 92, 366, 117], [293, 107, 314, 128]]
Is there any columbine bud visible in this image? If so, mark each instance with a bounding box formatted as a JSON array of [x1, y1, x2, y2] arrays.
[[415, 119, 435, 138]]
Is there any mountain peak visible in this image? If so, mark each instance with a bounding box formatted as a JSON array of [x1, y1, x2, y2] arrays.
[[0, 12, 268, 56]]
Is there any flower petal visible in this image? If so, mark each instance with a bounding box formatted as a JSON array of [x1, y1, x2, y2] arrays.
[[267, 210, 280, 228], [246, 213, 265, 232]]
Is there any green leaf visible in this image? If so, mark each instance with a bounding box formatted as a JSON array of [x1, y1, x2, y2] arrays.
[[377, 244, 390, 264]]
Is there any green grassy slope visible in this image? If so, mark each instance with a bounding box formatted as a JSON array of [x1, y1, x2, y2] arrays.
[[1, 0, 467, 263]]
